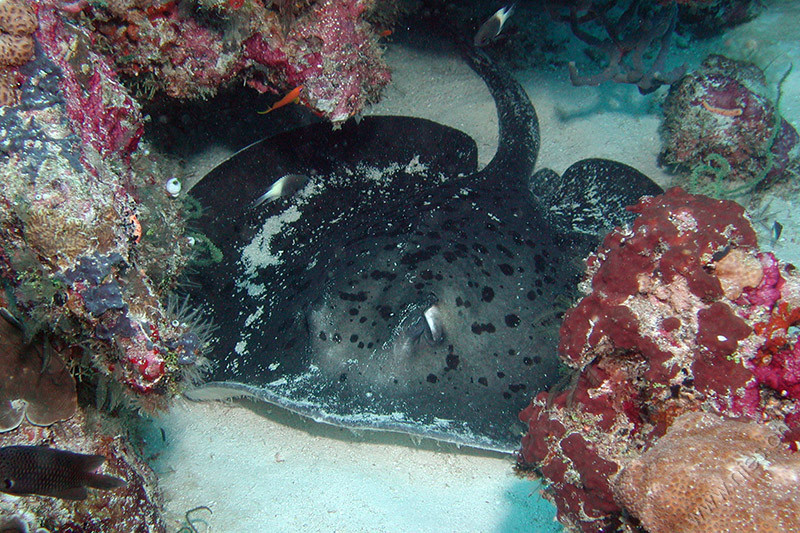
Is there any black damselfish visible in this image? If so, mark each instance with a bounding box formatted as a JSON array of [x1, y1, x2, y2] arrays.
[[0, 445, 126, 500]]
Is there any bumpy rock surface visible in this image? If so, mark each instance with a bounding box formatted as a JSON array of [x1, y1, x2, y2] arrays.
[[615, 411, 800, 533]]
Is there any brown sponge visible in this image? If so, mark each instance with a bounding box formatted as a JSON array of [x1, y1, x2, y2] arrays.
[[0, 0, 37, 106]]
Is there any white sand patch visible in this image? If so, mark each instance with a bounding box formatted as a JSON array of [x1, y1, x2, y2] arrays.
[[141, 401, 558, 532]]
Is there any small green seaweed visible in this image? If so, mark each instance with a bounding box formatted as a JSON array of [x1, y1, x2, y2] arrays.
[[687, 64, 795, 200], [688, 114, 781, 199], [689, 152, 732, 197], [181, 195, 205, 220], [186, 232, 223, 266], [176, 505, 213, 533]]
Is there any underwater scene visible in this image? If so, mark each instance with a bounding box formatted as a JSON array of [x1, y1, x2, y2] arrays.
[[1, 0, 799, 531]]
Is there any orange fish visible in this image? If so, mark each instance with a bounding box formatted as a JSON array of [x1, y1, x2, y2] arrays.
[[379, 29, 393, 37], [258, 85, 303, 115]]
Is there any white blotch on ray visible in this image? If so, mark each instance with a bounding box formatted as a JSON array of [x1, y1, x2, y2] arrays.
[[240, 205, 302, 274], [237, 280, 265, 298], [404, 155, 428, 174], [244, 306, 264, 327]]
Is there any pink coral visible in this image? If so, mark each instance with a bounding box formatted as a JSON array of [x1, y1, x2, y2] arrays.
[[37, 3, 144, 160], [742, 252, 784, 308], [74, 0, 390, 123], [242, 0, 390, 122]]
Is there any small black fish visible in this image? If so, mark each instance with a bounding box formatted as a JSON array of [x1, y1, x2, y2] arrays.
[[474, 4, 515, 47], [0, 445, 126, 500]]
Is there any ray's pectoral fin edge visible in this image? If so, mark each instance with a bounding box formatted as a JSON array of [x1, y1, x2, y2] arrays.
[[530, 158, 664, 236]]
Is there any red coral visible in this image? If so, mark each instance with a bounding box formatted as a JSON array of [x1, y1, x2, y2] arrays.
[[519, 188, 800, 531], [748, 301, 800, 414], [37, 4, 144, 160]]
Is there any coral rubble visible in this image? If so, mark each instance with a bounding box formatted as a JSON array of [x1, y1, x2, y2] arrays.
[[69, 0, 391, 122], [661, 55, 800, 198], [518, 187, 800, 532]]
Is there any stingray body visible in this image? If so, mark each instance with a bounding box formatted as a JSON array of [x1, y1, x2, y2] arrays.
[[185, 47, 661, 452]]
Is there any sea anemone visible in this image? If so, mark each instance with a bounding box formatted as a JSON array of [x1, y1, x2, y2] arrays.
[[164, 294, 216, 380]]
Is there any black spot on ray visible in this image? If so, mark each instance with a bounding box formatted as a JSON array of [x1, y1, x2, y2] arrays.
[[471, 322, 496, 334], [481, 287, 494, 302], [340, 291, 368, 302]]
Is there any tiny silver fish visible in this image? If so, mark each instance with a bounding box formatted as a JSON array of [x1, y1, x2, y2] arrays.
[[772, 220, 783, 244], [474, 4, 515, 47], [252, 174, 309, 208], [0, 445, 126, 500]]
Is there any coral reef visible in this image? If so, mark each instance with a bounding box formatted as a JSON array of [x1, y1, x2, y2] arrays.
[[67, 0, 391, 123], [545, 0, 686, 94], [661, 55, 800, 198], [0, 408, 166, 532], [518, 188, 800, 532], [1, 1, 209, 411], [241, 0, 391, 122], [0, 0, 37, 106], [614, 411, 800, 533], [0, 0, 394, 409]]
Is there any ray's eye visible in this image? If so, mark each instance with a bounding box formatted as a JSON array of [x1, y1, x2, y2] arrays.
[[423, 304, 444, 344], [406, 315, 428, 344], [405, 304, 445, 346], [3, 478, 14, 490]]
